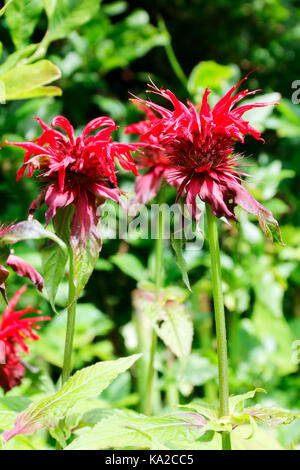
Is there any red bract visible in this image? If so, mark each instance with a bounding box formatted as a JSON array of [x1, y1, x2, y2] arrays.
[[0, 285, 50, 392], [129, 77, 282, 242], [0, 223, 43, 301], [6, 116, 142, 249]]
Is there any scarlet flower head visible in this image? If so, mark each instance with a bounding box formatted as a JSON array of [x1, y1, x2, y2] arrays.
[[6, 116, 142, 250], [0, 285, 50, 392], [130, 77, 282, 242]]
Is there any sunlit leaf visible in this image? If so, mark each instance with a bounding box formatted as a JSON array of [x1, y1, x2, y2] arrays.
[[0, 220, 67, 253], [44, 0, 101, 43], [133, 284, 193, 369], [41, 207, 73, 311], [66, 409, 206, 450], [0, 60, 61, 101], [110, 253, 148, 282], [3, 354, 141, 441], [5, 0, 43, 50]]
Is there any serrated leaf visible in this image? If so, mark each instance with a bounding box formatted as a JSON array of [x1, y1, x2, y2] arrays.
[[110, 253, 148, 281], [72, 234, 102, 298], [178, 401, 219, 420], [0, 220, 67, 253], [66, 409, 205, 450], [3, 354, 141, 441], [41, 207, 73, 311], [0, 59, 61, 101], [229, 388, 266, 415], [0, 407, 16, 431], [45, 0, 101, 42], [171, 235, 191, 291], [41, 243, 68, 312], [245, 405, 300, 427], [4, 0, 43, 50], [133, 286, 193, 369]]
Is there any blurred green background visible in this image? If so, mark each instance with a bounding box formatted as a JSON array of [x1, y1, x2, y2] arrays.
[[0, 0, 300, 449]]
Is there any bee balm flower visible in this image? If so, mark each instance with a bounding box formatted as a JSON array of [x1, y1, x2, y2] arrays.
[[6, 116, 143, 250], [0, 285, 50, 392], [129, 77, 282, 242]]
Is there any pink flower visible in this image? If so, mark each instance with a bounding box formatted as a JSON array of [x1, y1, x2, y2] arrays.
[[129, 77, 282, 242], [0, 285, 50, 392], [6, 116, 143, 251]]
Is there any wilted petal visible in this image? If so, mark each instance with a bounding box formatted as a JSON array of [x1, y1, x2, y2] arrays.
[[135, 166, 164, 205], [6, 255, 43, 291]]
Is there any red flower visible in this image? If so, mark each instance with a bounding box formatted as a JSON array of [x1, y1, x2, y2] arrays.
[[0, 285, 50, 392], [125, 102, 172, 204], [129, 77, 282, 241], [6, 116, 142, 251]]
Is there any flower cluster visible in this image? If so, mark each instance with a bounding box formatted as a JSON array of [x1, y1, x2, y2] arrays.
[[0, 285, 50, 392], [6, 116, 143, 250], [127, 77, 281, 240]]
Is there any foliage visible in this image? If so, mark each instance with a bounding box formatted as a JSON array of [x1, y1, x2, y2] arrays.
[[0, 0, 299, 450]]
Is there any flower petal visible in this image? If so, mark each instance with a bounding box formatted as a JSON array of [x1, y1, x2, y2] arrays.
[[6, 255, 44, 291]]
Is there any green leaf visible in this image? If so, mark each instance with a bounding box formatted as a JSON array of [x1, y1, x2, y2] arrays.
[[41, 207, 73, 311], [110, 253, 148, 282], [3, 354, 141, 441], [0, 59, 61, 101], [72, 233, 102, 299], [45, 0, 101, 43], [0, 220, 67, 253], [171, 235, 191, 291], [229, 388, 266, 415], [231, 425, 283, 450], [5, 0, 43, 50], [41, 243, 68, 312], [0, 407, 17, 431], [187, 60, 238, 101], [66, 409, 206, 450], [133, 285, 193, 369], [0, 0, 12, 17], [0, 44, 38, 75], [245, 405, 300, 427]]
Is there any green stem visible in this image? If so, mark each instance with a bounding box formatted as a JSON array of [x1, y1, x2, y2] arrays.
[[145, 189, 165, 415], [158, 17, 188, 89], [61, 246, 77, 385], [206, 204, 231, 451]]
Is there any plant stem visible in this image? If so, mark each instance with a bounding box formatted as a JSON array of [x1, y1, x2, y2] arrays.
[[145, 189, 165, 415], [158, 17, 188, 89], [61, 246, 77, 385], [205, 204, 231, 451]]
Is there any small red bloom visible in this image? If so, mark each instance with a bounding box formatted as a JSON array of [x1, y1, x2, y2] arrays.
[[129, 77, 282, 241], [0, 285, 50, 392], [6, 116, 143, 250], [125, 102, 172, 204]]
